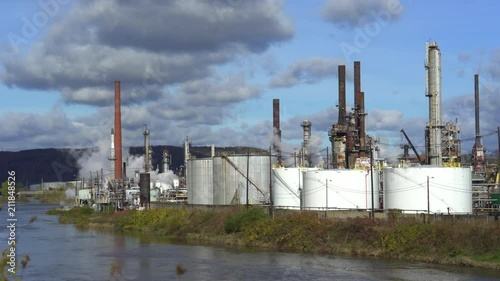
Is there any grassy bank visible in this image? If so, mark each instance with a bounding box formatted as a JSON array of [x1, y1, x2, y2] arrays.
[[49, 206, 500, 270]]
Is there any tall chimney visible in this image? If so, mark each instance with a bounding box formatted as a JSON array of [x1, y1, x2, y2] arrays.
[[273, 99, 281, 140], [338, 65, 346, 124], [354, 61, 362, 160], [472, 74, 484, 173], [354, 61, 361, 116], [114, 81, 123, 180], [474, 74, 480, 137], [273, 99, 282, 163], [144, 126, 150, 173], [359, 91, 366, 157]]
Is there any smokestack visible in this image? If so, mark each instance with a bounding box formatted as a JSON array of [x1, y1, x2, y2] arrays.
[[144, 126, 150, 173], [211, 144, 215, 158], [354, 61, 361, 152], [359, 91, 366, 157], [474, 74, 480, 137], [273, 99, 281, 142], [472, 74, 484, 173], [273, 99, 282, 163], [114, 81, 123, 180], [354, 61, 361, 116], [338, 65, 346, 124]]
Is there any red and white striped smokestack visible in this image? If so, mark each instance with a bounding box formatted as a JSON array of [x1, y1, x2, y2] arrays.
[[114, 81, 123, 180]]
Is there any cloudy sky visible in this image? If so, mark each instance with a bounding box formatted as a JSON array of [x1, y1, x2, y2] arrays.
[[0, 0, 499, 161]]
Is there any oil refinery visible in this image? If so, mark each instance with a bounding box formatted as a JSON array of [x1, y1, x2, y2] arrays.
[[75, 41, 500, 217]]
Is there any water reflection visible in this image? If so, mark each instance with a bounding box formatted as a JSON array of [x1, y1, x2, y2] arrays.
[[0, 204, 498, 281]]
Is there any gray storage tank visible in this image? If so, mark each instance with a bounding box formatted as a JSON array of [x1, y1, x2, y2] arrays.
[[187, 158, 213, 205], [213, 155, 277, 205]]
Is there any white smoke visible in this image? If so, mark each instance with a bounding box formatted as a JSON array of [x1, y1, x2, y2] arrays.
[[77, 137, 112, 179], [65, 188, 75, 199], [307, 134, 326, 168], [375, 135, 401, 164], [150, 170, 178, 189], [124, 154, 178, 188]]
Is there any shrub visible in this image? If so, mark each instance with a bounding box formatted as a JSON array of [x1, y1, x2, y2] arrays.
[[224, 207, 267, 233]]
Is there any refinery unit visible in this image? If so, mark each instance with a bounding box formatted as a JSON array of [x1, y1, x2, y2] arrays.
[[75, 41, 500, 216]]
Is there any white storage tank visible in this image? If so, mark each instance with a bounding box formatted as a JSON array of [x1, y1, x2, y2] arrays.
[[213, 155, 276, 205], [383, 167, 472, 214], [302, 169, 380, 210], [187, 159, 213, 205], [272, 167, 318, 209]]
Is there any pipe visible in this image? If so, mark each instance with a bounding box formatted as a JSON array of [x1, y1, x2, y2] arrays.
[[114, 81, 123, 180]]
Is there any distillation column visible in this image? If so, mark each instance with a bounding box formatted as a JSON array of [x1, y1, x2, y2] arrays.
[[425, 42, 443, 166]]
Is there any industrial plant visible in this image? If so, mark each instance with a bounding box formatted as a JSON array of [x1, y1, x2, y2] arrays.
[[75, 41, 500, 218]]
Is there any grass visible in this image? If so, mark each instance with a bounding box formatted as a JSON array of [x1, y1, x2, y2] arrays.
[[48, 206, 500, 270]]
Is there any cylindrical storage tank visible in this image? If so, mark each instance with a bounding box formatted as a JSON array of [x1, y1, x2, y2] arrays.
[[302, 169, 379, 210], [213, 155, 276, 205], [139, 173, 150, 206], [272, 168, 318, 209], [187, 159, 213, 205], [383, 167, 472, 214]]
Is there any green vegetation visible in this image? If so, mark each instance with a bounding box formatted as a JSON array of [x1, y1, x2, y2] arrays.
[[48, 206, 500, 269], [1, 181, 28, 203], [1, 249, 30, 281], [48, 206, 99, 226], [33, 187, 69, 204]]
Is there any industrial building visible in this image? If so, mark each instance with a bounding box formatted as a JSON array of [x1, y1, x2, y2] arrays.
[[74, 41, 499, 216]]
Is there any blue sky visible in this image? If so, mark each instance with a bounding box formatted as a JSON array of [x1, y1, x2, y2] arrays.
[[0, 0, 499, 162]]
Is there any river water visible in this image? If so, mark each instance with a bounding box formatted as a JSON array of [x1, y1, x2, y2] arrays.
[[0, 203, 498, 281]]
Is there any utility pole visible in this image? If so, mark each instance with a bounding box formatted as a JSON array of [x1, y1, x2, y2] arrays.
[[246, 148, 250, 208], [269, 145, 274, 217], [497, 126, 500, 166], [325, 179, 328, 210], [370, 142, 374, 220], [427, 176, 430, 224]]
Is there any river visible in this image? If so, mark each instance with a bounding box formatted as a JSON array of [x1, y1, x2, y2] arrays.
[[0, 203, 498, 281]]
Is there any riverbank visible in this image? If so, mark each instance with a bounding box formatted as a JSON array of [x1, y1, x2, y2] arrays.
[[48, 206, 500, 270]]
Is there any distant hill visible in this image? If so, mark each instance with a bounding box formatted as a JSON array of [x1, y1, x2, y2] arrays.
[[0, 145, 268, 187]]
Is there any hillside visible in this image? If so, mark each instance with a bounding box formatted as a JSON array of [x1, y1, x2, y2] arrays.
[[0, 146, 268, 188]]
